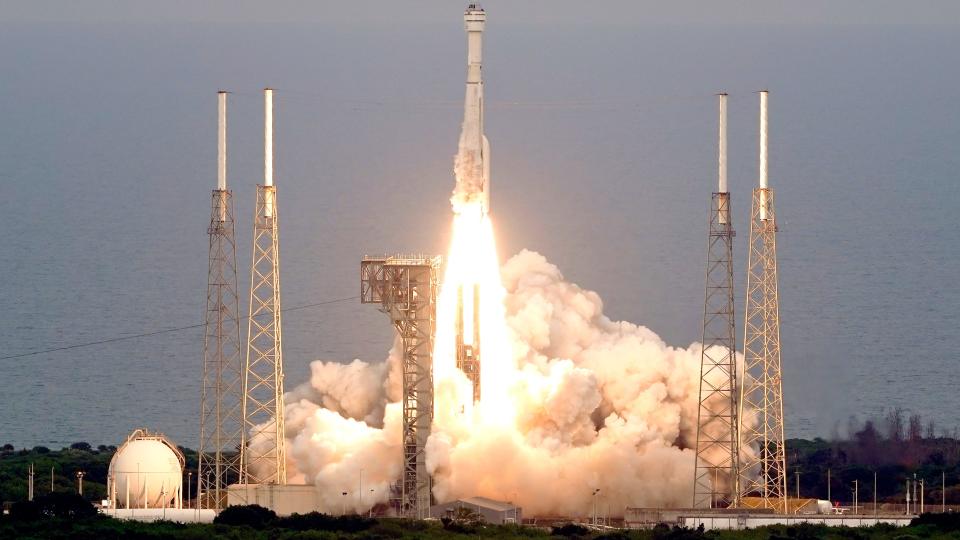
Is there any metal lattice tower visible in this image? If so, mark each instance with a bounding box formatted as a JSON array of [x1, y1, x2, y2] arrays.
[[737, 90, 787, 512], [240, 88, 286, 485], [361, 255, 440, 519], [694, 93, 740, 509], [198, 91, 243, 510], [455, 284, 481, 402]]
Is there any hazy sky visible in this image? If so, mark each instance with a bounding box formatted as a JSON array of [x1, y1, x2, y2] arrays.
[[1, 0, 957, 445], [4, 0, 960, 26]]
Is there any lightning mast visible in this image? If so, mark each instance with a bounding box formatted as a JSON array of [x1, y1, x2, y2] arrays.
[[198, 91, 243, 509], [737, 90, 787, 512], [693, 93, 739, 509], [240, 88, 287, 485]]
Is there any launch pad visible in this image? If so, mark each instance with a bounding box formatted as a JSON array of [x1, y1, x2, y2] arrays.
[[188, 2, 806, 525]]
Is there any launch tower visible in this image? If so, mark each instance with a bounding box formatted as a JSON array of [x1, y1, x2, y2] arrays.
[[737, 90, 787, 512], [361, 255, 440, 519], [240, 88, 287, 485], [693, 93, 740, 509], [198, 91, 243, 509]]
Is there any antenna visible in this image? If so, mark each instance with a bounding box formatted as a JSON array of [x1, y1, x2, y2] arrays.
[[28, 463, 34, 501]]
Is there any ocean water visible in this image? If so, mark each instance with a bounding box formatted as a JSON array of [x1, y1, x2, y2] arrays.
[[0, 21, 957, 448]]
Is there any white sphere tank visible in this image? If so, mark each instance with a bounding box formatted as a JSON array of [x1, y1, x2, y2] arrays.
[[109, 429, 183, 509]]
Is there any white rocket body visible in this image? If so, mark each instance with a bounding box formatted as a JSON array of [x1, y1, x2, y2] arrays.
[[455, 4, 491, 215]]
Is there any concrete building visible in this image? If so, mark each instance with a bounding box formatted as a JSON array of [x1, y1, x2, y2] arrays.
[[226, 484, 319, 516], [431, 497, 521, 524]]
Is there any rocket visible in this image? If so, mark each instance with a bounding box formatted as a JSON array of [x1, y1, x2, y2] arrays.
[[453, 3, 491, 215]]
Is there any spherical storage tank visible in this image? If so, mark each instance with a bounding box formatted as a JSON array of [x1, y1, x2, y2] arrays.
[[109, 429, 184, 509]]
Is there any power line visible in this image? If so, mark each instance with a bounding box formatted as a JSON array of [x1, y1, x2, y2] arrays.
[[0, 295, 360, 361], [227, 87, 717, 111]]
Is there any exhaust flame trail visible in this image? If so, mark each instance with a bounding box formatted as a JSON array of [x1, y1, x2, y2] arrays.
[[433, 202, 515, 429]]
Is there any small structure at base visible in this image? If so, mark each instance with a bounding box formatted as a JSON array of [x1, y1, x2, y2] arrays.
[[680, 513, 914, 531], [101, 508, 216, 523], [431, 497, 522, 524], [624, 507, 913, 531], [227, 484, 319, 516]]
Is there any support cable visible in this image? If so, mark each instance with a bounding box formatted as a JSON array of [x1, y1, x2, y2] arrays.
[[0, 295, 359, 361]]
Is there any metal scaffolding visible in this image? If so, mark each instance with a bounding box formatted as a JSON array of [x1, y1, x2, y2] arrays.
[[737, 91, 787, 513], [737, 186, 787, 512], [240, 89, 286, 486], [694, 93, 739, 509], [198, 91, 243, 509], [198, 189, 243, 508], [240, 184, 286, 485], [361, 255, 440, 519], [693, 194, 740, 509]]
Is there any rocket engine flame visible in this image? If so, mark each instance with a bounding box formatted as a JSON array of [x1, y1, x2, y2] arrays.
[[433, 202, 515, 428]]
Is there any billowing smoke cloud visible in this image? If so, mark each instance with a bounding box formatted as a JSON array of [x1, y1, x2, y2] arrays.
[[274, 250, 716, 516], [451, 128, 484, 210]]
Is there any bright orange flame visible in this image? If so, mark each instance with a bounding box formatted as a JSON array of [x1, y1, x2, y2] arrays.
[[434, 202, 515, 430]]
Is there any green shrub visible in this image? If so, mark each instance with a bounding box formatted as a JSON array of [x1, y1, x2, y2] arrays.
[[214, 504, 277, 528], [910, 512, 960, 531], [70, 442, 92, 452], [551, 522, 590, 537], [10, 492, 97, 520], [276, 512, 376, 533]]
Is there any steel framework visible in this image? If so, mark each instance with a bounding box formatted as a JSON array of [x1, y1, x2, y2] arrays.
[[361, 255, 440, 519], [240, 183, 287, 485], [693, 191, 740, 509], [198, 91, 243, 508], [694, 93, 739, 509], [737, 186, 787, 512], [198, 188, 243, 508], [455, 284, 481, 402]]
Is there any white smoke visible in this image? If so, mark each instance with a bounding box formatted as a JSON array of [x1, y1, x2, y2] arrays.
[[451, 134, 483, 209], [274, 249, 717, 516], [451, 73, 487, 211]]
